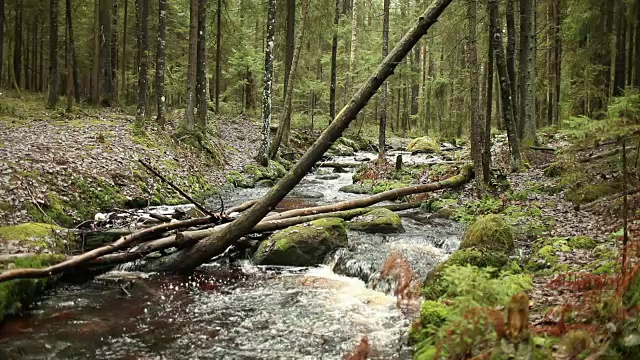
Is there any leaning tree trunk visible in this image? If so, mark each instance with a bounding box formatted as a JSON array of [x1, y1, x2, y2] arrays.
[[135, 0, 149, 125], [196, 0, 207, 130], [156, 0, 455, 273], [379, 0, 390, 159], [329, 0, 340, 121], [467, 0, 483, 190], [269, 0, 310, 159], [256, 0, 277, 166], [155, 0, 166, 128], [46, 0, 59, 109], [489, 0, 520, 171]]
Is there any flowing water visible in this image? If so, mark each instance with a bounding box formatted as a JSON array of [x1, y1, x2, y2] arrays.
[[0, 152, 464, 360]]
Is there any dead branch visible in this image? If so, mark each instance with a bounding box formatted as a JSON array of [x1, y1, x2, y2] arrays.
[[530, 146, 556, 152], [225, 199, 258, 215], [138, 159, 220, 220]]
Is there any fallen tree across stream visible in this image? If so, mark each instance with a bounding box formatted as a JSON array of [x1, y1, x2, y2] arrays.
[[0, 164, 471, 281]]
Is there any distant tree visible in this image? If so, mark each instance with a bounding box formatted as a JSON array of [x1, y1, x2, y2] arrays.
[[519, 0, 536, 143], [329, 0, 340, 121], [155, 0, 167, 128], [100, 0, 113, 106], [196, 0, 207, 130], [65, 0, 79, 102], [184, 0, 198, 130], [467, 0, 483, 188], [214, 0, 222, 114], [379, 0, 390, 159], [135, 0, 149, 125], [47, 0, 59, 109]]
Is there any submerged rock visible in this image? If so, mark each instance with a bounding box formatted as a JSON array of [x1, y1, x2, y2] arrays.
[[347, 208, 404, 234], [406, 136, 440, 154], [252, 218, 348, 266]]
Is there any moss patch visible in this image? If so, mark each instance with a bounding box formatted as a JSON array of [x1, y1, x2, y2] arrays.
[[0, 254, 66, 322], [0, 223, 62, 241], [564, 181, 621, 204], [409, 300, 451, 344], [347, 208, 404, 234], [406, 136, 440, 154], [460, 215, 514, 252]]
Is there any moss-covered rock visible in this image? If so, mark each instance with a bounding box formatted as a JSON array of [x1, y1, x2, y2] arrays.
[[564, 181, 621, 204], [525, 238, 574, 273], [346, 208, 404, 234], [0, 223, 62, 241], [567, 235, 596, 250], [337, 137, 361, 152], [226, 170, 255, 188], [0, 254, 66, 322], [460, 215, 514, 252], [252, 218, 348, 266], [339, 183, 374, 194], [243, 160, 287, 182], [406, 136, 440, 154], [543, 161, 568, 177], [328, 144, 355, 156]]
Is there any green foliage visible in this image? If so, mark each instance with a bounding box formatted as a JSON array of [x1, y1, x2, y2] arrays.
[[460, 215, 515, 252], [608, 91, 640, 123], [453, 197, 503, 223]]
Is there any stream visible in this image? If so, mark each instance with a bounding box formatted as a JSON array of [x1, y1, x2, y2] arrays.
[[0, 152, 464, 360]]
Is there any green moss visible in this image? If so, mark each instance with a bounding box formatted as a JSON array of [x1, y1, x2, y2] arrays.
[[460, 215, 514, 252], [543, 161, 569, 177], [243, 161, 287, 182], [567, 236, 596, 250], [252, 218, 348, 266], [0, 223, 62, 241], [409, 300, 451, 344], [526, 238, 579, 273], [336, 137, 361, 151], [0, 254, 66, 322], [565, 181, 621, 204], [447, 248, 511, 269], [406, 136, 440, 154], [346, 208, 404, 234]]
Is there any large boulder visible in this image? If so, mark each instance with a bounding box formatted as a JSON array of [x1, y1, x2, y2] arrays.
[[406, 137, 440, 154], [243, 161, 287, 182], [328, 144, 355, 156], [252, 218, 348, 266], [347, 208, 404, 234], [460, 214, 514, 252]]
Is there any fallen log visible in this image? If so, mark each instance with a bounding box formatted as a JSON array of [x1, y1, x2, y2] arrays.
[[530, 146, 556, 152], [0, 216, 220, 282], [578, 146, 638, 163], [580, 187, 640, 211], [84, 203, 421, 267]]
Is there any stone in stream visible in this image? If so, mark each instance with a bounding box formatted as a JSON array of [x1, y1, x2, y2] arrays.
[[406, 136, 441, 154], [347, 208, 405, 234], [287, 190, 324, 199], [316, 174, 340, 180], [328, 144, 355, 156], [339, 183, 373, 194], [252, 218, 348, 266]]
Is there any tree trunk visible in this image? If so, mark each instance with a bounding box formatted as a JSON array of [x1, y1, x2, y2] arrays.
[[156, 0, 454, 273], [519, 0, 536, 143], [256, 0, 276, 166], [31, 16, 36, 91], [0, 0, 4, 85], [91, 0, 100, 104], [100, 0, 113, 106], [627, 8, 634, 87], [184, 0, 198, 129], [329, 0, 340, 121], [65, 0, 79, 102], [489, 0, 520, 171], [269, 0, 310, 159], [411, 47, 420, 117], [506, 0, 518, 136], [46, 0, 59, 109], [214, 0, 222, 113], [553, 0, 561, 125], [483, 18, 494, 184], [546, 0, 554, 125], [196, 0, 207, 130], [155, 0, 166, 128], [636, 0, 640, 88], [135, 0, 149, 125], [349, 0, 358, 92], [111, 0, 118, 102], [467, 0, 483, 190], [284, 0, 295, 102], [121, 0, 128, 102], [379, 0, 390, 159], [13, 0, 22, 88], [614, 1, 627, 97]]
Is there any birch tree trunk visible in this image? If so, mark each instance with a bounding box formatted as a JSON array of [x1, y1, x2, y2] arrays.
[[46, 0, 59, 109], [269, 0, 310, 159], [155, 0, 166, 128], [489, 0, 521, 171], [519, 0, 536, 144], [256, 0, 277, 167], [379, 0, 390, 159], [155, 0, 454, 273], [329, 0, 340, 121], [467, 0, 483, 189]]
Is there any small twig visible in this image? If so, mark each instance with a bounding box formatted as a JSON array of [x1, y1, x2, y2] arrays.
[[137, 159, 219, 220], [120, 283, 132, 297], [26, 187, 61, 227]]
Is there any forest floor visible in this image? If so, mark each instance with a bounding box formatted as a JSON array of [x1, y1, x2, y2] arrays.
[[0, 92, 262, 226]]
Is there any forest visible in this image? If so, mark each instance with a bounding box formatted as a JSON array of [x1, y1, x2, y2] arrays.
[[0, 0, 639, 359]]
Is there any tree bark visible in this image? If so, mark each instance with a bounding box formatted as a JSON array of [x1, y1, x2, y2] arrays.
[[349, 0, 358, 92], [553, 0, 561, 125], [506, 0, 518, 136], [155, 0, 166, 128], [91, 0, 100, 104], [0, 0, 4, 85], [155, 0, 455, 273], [65, 0, 79, 102], [284, 0, 295, 103], [467, 0, 483, 190], [196, 0, 207, 130], [135, 0, 149, 125], [121, 0, 128, 101], [614, 1, 627, 97], [519, 0, 536, 143], [46, 0, 59, 109], [483, 18, 494, 184], [636, 0, 640, 88], [379, 0, 390, 159], [184, 0, 198, 129], [13, 0, 22, 88], [100, 0, 113, 106], [329, 0, 340, 121], [489, 0, 521, 171], [256, 0, 277, 166], [214, 0, 222, 113], [111, 0, 118, 102], [269, 0, 310, 159]]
